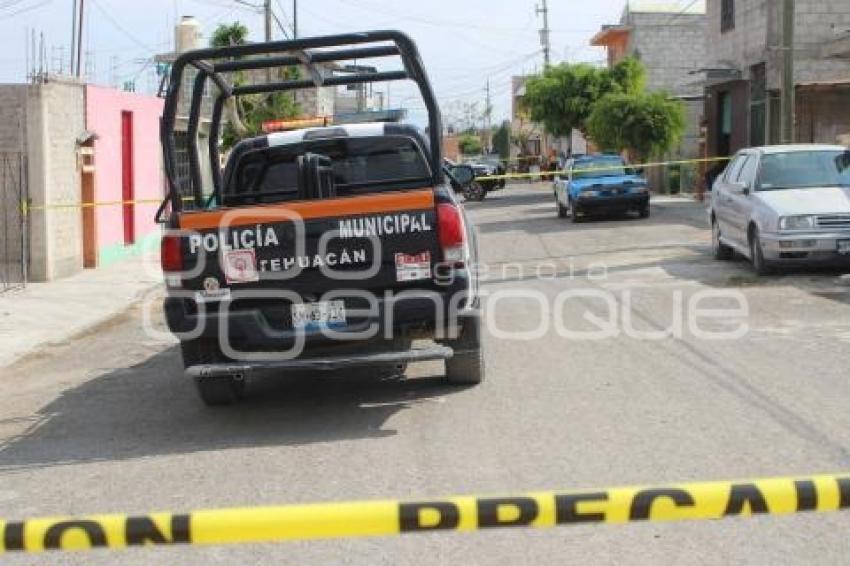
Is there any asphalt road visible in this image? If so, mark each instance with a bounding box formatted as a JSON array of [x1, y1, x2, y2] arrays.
[[3, 185, 850, 564]]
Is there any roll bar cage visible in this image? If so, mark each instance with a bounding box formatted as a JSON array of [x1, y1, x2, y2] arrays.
[[159, 30, 443, 218]]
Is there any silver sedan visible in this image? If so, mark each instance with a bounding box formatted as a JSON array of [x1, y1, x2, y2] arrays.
[[709, 144, 850, 274]]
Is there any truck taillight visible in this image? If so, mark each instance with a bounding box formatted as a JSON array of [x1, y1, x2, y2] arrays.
[[437, 203, 466, 264], [160, 233, 184, 272]]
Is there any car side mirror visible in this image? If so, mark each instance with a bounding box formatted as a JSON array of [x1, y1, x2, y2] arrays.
[[729, 181, 750, 195], [634, 167, 645, 176], [449, 164, 475, 186]]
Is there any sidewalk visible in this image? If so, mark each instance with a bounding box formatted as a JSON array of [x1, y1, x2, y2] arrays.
[[0, 253, 162, 368]]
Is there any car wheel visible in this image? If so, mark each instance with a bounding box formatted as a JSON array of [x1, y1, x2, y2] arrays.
[[639, 204, 650, 218], [464, 181, 486, 202], [444, 317, 484, 385], [181, 338, 245, 406], [711, 217, 734, 260], [749, 226, 772, 276], [556, 197, 568, 218], [570, 199, 584, 223]]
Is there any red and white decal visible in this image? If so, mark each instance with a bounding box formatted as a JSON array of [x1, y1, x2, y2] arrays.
[[223, 249, 260, 284], [395, 251, 431, 282]]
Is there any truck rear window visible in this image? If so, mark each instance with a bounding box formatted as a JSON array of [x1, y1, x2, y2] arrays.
[[224, 136, 431, 206]]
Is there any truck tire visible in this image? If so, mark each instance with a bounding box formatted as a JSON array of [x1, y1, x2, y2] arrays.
[[180, 338, 245, 406], [444, 317, 484, 385]]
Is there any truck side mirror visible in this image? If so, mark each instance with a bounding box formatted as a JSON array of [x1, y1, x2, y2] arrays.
[[449, 164, 475, 185]]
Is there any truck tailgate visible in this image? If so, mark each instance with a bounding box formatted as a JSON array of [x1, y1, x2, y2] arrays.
[[178, 188, 441, 297]]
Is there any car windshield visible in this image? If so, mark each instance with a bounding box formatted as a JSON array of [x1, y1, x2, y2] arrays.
[[757, 150, 850, 190], [573, 157, 628, 179]]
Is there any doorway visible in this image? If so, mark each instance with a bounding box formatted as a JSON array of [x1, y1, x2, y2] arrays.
[[121, 111, 135, 245]]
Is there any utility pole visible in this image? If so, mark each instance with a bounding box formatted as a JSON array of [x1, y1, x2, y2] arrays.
[[70, 0, 77, 76], [536, 0, 550, 68], [264, 0, 272, 42], [264, 0, 272, 82], [75, 0, 85, 77], [484, 78, 492, 153], [292, 0, 298, 38], [780, 0, 795, 144]]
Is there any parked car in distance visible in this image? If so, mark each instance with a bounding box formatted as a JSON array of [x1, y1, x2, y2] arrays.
[[463, 154, 507, 193], [709, 144, 850, 274], [552, 154, 650, 222]]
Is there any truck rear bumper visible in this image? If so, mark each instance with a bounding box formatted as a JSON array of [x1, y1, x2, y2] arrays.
[[185, 344, 453, 379], [164, 282, 475, 354]]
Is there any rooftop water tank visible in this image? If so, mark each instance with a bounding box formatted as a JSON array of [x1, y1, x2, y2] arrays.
[[175, 16, 202, 53]]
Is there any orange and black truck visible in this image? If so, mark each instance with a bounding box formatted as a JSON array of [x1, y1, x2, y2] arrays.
[[156, 31, 483, 405]]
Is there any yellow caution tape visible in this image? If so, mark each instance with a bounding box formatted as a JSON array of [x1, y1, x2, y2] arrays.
[[22, 196, 195, 214], [21, 156, 730, 213], [476, 155, 730, 182], [1, 472, 847, 553]]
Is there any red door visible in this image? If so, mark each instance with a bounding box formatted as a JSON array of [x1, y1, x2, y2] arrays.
[[121, 111, 135, 245]]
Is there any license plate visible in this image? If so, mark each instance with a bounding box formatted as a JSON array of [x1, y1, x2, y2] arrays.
[[838, 240, 850, 255], [291, 300, 347, 329]]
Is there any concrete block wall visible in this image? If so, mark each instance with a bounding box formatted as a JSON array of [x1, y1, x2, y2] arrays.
[[0, 80, 86, 282], [706, 0, 772, 79], [0, 86, 27, 153], [706, 0, 850, 87], [32, 79, 86, 281], [792, 0, 850, 85], [627, 12, 708, 96]]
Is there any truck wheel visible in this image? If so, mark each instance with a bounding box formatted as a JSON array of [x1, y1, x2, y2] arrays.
[[444, 317, 484, 385], [180, 338, 245, 406]]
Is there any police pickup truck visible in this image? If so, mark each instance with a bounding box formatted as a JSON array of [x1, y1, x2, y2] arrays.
[[157, 32, 483, 405]]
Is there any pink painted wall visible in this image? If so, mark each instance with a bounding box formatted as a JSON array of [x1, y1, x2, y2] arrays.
[[85, 86, 164, 251]]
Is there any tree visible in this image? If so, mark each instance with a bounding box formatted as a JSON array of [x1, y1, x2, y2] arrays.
[[492, 120, 511, 159], [522, 57, 646, 138], [458, 133, 483, 155], [211, 22, 249, 47], [210, 22, 301, 149], [586, 91, 686, 162]]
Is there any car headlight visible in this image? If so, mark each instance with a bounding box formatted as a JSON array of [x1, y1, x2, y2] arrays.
[[629, 185, 649, 193], [580, 190, 601, 198], [779, 215, 816, 231]]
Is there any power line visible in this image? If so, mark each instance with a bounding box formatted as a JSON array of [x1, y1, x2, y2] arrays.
[[0, 0, 52, 18], [661, 0, 702, 26], [89, 0, 158, 52]]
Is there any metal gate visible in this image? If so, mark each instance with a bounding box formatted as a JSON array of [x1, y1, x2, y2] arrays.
[[0, 152, 28, 291]]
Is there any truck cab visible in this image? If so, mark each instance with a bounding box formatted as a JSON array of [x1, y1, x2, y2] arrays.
[[157, 32, 483, 405]]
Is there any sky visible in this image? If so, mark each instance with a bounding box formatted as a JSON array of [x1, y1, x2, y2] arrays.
[[0, 0, 702, 126]]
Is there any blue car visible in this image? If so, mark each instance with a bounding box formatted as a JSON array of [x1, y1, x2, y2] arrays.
[[553, 154, 650, 222]]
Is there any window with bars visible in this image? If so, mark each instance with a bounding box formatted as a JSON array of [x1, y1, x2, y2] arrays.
[[721, 0, 735, 33]]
